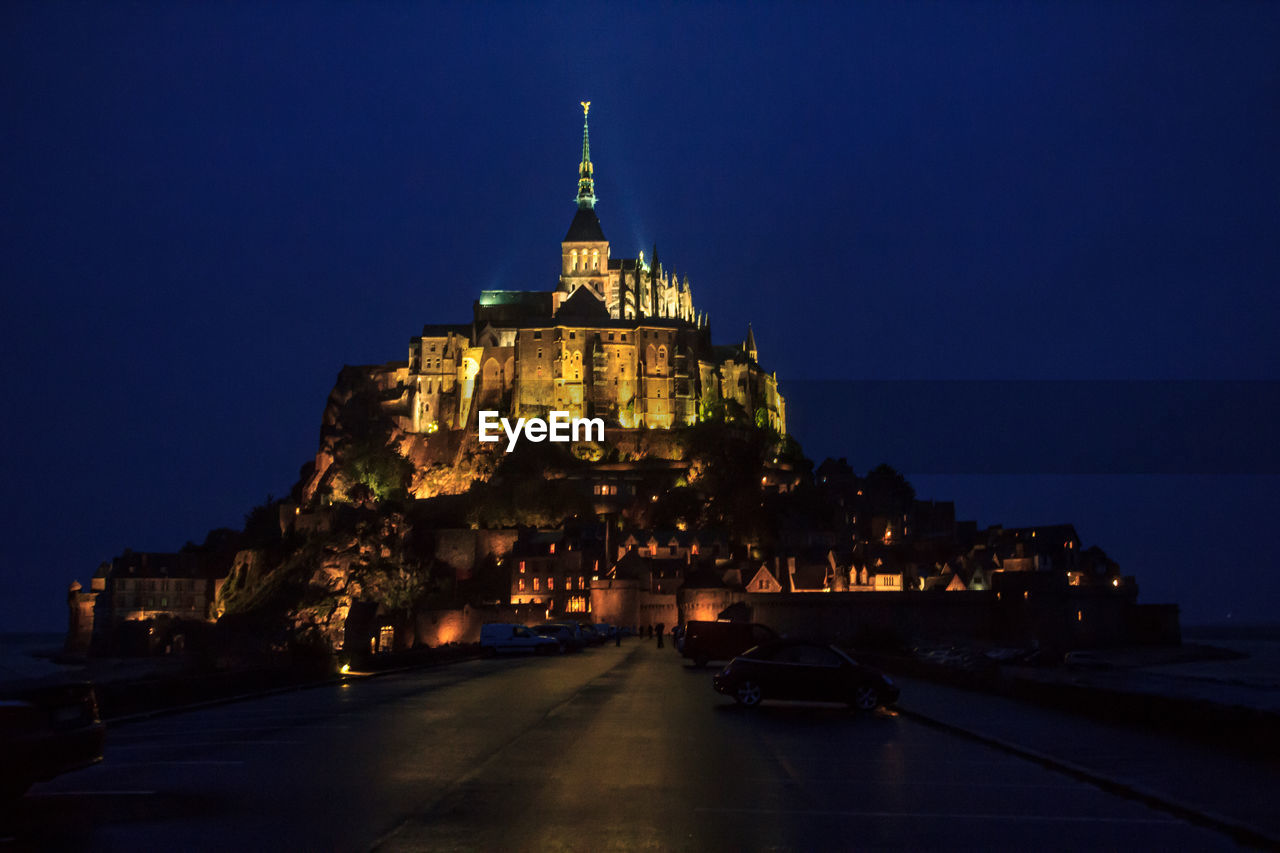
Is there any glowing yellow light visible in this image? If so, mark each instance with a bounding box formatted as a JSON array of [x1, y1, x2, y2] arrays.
[[340, 663, 351, 674], [1112, 578, 1120, 587]]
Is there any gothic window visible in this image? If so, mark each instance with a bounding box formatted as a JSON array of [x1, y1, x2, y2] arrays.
[[570, 249, 577, 271], [591, 249, 599, 270]]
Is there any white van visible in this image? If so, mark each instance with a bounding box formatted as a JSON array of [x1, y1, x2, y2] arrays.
[[480, 623, 560, 655]]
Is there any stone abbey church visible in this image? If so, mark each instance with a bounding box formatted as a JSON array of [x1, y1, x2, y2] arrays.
[[397, 103, 785, 437]]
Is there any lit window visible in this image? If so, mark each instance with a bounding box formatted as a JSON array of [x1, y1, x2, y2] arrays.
[[548, 578, 554, 591], [519, 561, 526, 573], [579, 576, 585, 589], [533, 577, 541, 591], [518, 578, 525, 591]]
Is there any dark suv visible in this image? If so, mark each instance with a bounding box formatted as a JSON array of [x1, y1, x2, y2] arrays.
[[712, 640, 900, 710], [681, 620, 777, 668]]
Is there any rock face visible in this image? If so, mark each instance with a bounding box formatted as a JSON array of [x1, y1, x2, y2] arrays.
[[300, 364, 497, 505], [299, 359, 720, 509]]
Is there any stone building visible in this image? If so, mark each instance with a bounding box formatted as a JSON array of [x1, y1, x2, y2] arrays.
[[66, 550, 233, 653], [393, 102, 785, 437]]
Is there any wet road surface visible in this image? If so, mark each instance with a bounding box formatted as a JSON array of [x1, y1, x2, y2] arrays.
[[2, 640, 1238, 851]]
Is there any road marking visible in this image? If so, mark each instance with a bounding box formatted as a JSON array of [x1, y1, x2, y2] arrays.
[[111, 725, 348, 740], [693, 807, 1178, 824], [114, 760, 246, 766], [28, 790, 157, 797], [723, 778, 1078, 789], [110, 739, 302, 749]]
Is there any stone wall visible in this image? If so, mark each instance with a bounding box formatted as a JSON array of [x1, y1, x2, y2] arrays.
[[675, 586, 1170, 651], [432, 528, 517, 580], [411, 602, 556, 647]]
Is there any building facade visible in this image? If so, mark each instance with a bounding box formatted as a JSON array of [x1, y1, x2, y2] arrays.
[[399, 103, 786, 436]]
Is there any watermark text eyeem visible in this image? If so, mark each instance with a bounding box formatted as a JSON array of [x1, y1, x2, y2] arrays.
[[478, 411, 604, 452]]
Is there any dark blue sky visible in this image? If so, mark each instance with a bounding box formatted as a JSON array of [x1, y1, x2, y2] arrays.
[[3, 2, 1278, 631]]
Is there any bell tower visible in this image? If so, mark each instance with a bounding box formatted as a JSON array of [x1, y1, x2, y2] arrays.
[[558, 101, 610, 312]]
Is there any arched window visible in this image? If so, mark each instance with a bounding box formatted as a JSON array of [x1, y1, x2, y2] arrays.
[[657, 345, 667, 365], [570, 249, 577, 271], [591, 249, 599, 270]]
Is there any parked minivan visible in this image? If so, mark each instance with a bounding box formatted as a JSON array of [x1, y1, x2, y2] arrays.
[[480, 623, 560, 655], [681, 620, 778, 667]]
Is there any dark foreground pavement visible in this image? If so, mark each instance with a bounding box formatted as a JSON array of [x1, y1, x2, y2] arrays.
[[1, 641, 1244, 851]]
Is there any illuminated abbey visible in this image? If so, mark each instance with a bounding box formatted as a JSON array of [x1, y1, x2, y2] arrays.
[[395, 103, 784, 436]]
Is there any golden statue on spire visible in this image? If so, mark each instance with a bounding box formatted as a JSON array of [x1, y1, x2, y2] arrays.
[[581, 101, 591, 116]]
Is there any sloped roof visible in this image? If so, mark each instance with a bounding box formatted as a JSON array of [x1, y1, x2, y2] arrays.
[[611, 549, 648, 580], [564, 207, 606, 242], [682, 565, 727, 589], [557, 285, 610, 320], [788, 562, 829, 592]]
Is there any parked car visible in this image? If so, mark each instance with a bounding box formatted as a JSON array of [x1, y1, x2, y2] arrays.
[[712, 640, 900, 710], [533, 623, 585, 652], [479, 623, 560, 655], [0, 679, 105, 800], [593, 623, 617, 640], [681, 620, 778, 668], [576, 623, 604, 646]]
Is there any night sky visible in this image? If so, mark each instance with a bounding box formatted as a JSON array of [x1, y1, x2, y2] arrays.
[[4, 2, 1278, 632]]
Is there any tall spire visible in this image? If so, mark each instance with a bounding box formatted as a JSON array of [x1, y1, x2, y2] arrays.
[[576, 101, 596, 210]]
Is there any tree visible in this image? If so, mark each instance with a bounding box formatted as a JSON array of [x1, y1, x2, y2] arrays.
[[242, 496, 283, 549], [343, 435, 413, 502], [862, 464, 916, 518]]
